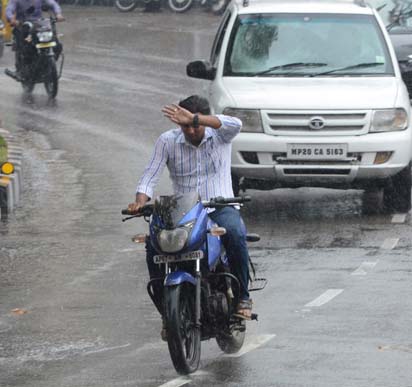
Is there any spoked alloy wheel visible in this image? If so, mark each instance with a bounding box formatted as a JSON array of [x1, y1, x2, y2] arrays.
[[44, 57, 58, 99], [209, 0, 229, 15], [114, 0, 138, 12], [167, 0, 193, 13], [164, 284, 201, 374]]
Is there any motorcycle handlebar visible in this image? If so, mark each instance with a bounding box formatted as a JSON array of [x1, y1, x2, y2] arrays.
[[203, 195, 252, 207], [121, 205, 154, 217]]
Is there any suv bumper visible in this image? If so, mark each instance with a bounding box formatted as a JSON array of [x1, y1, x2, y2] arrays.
[[231, 130, 412, 189]]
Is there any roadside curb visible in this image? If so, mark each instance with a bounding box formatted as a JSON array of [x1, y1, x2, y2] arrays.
[[0, 127, 23, 219]]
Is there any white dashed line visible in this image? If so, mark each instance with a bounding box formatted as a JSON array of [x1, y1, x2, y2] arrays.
[[351, 261, 378, 276], [158, 378, 190, 387], [158, 371, 209, 387], [391, 213, 407, 224], [380, 238, 399, 250], [304, 289, 344, 308], [222, 334, 276, 358]]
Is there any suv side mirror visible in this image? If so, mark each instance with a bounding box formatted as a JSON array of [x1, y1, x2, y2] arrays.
[[187, 60, 216, 81]]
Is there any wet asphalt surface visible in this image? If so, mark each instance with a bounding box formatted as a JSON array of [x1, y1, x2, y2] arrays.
[[0, 6, 412, 387]]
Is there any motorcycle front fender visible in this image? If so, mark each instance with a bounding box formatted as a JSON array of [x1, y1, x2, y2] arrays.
[[164, 271, 197, 287]]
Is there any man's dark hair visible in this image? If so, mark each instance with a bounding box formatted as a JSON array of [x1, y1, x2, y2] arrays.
[[179, 95, 210, 115]]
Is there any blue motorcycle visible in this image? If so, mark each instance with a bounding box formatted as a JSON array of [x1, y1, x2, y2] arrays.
[[122, 192, 266, 374]]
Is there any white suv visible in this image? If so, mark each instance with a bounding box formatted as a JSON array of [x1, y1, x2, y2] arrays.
[[187, 0, 412, 213]]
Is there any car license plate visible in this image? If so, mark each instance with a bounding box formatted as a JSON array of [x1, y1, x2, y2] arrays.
[[154, 250, 204, 264], [287, 144, 348, 160]]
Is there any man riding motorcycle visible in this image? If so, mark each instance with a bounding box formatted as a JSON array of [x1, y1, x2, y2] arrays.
[[128, 95, 254, 328], [6, 0, 64, 77]]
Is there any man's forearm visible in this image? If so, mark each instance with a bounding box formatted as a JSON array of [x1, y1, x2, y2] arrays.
[[135, 192, 150, 205], [197, 114, 222, 129]]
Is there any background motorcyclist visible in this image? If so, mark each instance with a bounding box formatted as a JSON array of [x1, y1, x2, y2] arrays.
[[128, 95, 254, 322], [6, 0, 64, 76]]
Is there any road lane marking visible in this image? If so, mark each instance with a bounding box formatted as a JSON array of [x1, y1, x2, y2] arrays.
[[351, 261, 378, 276], [304, 289, 344, 308], [158, 378, 190, 387], [380, 238, 399, 250], [223, 334, 276, 358], [84, 343, 131, 356], [391, 213, 407, 224], [158, 371, 209, 387]]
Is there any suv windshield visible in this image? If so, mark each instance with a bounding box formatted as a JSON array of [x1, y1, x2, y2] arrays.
[[224, 13, 394, 77]]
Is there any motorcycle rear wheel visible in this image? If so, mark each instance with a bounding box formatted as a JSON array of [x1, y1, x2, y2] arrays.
[[44, 57, 58, 99], [164, 284, 201, 375], [114, 0, 138, 12], [22, 80, 35, 94], [216, 320, 246, 354], [167, 0, 193, 13]]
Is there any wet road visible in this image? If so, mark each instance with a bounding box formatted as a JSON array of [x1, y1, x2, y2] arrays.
[[0, 6, 412, 387]]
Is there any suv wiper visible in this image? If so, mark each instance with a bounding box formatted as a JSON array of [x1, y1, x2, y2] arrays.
[[254, 62, 327, 76], [310, 62, 384, 77]]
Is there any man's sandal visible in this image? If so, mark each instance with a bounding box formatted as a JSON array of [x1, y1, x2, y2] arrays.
[[233, 299, 253, 320]]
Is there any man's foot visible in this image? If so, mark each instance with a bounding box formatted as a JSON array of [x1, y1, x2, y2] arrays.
[[4, 68, 22, 82], [233, 299, 253, 320]]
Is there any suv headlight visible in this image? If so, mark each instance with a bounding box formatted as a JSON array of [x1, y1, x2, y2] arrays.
[[223, 108, 263, 133], [370, 109, 408, 132], [37, 31, 53, 42], [157, 228, 188, 253]]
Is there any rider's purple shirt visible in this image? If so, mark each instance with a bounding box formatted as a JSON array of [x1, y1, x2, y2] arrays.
[[6, 0, 62, 22]]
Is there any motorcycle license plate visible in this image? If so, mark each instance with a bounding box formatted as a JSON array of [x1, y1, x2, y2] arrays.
[[287, 143, 347, 160], [153, 250, 204, 264], [35, 42, 56, 49]]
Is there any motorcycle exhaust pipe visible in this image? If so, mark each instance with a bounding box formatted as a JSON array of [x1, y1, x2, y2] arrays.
[[4, 69, 23, 82]]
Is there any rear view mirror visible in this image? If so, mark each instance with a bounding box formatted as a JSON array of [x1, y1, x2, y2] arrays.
[[186, 60, 216, 81]]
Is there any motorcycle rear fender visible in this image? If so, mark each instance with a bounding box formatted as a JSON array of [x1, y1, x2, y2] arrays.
[[164, 270, 197, 287]]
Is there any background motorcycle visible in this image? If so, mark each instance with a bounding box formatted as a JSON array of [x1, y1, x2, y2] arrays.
[[5, 13, 63, 99], [114, 0, 160, 13], [167, 0, 230, 15], [122, 193, 266, 374]]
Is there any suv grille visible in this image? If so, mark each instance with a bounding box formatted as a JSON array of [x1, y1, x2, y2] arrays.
[[262, 110, 370, 136]]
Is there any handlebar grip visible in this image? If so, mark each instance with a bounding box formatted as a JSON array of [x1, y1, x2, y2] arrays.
[[121, 205, 154, 217]]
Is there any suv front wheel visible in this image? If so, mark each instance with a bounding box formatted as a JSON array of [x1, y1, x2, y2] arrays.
[[383, 163, 412, 213]]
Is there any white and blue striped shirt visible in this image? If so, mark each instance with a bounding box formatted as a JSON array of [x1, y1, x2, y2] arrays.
[[136, 114, 242, 201]]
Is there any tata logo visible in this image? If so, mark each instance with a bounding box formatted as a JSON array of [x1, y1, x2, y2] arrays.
[[309, 116, 325, 130]]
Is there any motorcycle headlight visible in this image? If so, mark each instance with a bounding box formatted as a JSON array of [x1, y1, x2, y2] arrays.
[[157, 228, 189, 253], [37, 31, 53, 42], [223, 108, 263, 133], [370, 109, 408, 132]]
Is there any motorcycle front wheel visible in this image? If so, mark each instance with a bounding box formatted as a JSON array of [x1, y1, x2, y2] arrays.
[[164, 284, 201, 375], [167, 0, 193, 13], [114, 0, 138, 12], [209, 0, 229, 15], [44, 56, 58, 99]]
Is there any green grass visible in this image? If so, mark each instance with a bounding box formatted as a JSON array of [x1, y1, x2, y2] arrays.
[[0, 136, 7, 164]]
